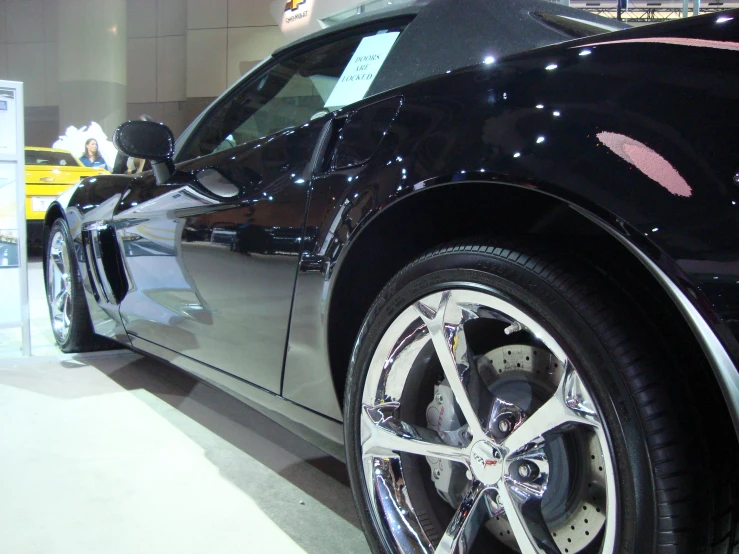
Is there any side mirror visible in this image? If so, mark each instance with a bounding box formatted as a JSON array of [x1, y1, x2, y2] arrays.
[[113, 120, 175, 183]]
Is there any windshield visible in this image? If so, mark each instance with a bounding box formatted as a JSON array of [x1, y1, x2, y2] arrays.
[[25, 150, 79, 167]]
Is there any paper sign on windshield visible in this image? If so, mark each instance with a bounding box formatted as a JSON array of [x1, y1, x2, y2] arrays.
[[325, 32, 400, 109]]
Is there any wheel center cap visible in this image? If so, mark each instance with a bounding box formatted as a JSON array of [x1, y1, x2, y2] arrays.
[[470, 441, 504, 485]]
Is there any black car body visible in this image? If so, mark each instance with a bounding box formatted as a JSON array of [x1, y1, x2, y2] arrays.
[[43, 1, 739, 552]]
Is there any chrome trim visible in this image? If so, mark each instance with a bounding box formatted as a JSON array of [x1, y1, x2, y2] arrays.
[[572, 206, 739, 438]]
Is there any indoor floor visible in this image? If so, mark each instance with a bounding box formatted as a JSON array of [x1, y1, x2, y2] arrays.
[[0, 260, 369, 554]]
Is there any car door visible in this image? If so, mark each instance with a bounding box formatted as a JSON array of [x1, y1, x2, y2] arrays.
[[113, 23, 406, 393]]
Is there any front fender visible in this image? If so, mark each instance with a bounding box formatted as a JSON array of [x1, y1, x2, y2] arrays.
[[45, 174, 136, 342]]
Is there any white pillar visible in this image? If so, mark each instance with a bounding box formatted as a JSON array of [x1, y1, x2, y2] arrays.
[[58, 0, 127, 137]]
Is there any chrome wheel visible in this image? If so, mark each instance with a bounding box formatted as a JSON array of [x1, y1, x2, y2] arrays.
[[360, 289, 617, 553], [47, 229, 73, 343]]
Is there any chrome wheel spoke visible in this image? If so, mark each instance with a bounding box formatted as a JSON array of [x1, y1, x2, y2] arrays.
[[63, 292, 73, 321], [52, 250, 64, 276], [54, 289, 69, 312], [369, 456, 436, 553], [415, 291, 486, 439], [502, 364, 600, 457], [362, 404, 469, 464], [498, 480, 558, 554], [435, 482, 489, 554], [60, 237, 71, 272]]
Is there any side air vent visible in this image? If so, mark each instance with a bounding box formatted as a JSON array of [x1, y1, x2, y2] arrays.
[[98, 226, 128, 303], [82, 224, 128, 305], [82, 232, 102, 303]]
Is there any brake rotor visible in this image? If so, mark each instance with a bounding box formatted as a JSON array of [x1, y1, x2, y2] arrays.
[[478, 345, 608, 553]]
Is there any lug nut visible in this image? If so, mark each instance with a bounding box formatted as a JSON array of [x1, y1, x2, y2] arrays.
[[437, 394, 444, 404], [518, 463, 536, 480], [498, 419, 511, 433], [433, 469, 442, 479]]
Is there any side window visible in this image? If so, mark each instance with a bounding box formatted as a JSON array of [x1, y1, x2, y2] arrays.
[[179, 23, 406, 160]]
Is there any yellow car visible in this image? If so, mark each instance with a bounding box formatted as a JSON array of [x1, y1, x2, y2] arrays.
[[25, 147, 108, 248]]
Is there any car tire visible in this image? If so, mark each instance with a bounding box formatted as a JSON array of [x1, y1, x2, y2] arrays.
[[45, 218, 107, 353], [344, 240, 738, 553]]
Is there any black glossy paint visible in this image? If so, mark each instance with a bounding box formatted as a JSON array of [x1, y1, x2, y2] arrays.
[[294, 12, 739, 417], [58, 175, 134, 343], [49, 9, 739, 441], [111, 119, 328, 393]]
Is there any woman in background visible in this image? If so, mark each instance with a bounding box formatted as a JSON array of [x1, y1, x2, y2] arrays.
[[79, 138, 108, 170]]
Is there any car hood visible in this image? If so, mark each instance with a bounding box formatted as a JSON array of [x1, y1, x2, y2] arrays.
[[26, 165, 108, 185]]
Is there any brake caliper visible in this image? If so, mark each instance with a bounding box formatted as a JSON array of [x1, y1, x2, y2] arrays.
[[425, 380, 468, 506]]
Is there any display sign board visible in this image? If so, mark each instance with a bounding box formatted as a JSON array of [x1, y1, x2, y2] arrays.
[[325, 32, 400, 109], [0, 80, 30, 355], [0, 88, 19, 156], [0, 163, 20, 268]]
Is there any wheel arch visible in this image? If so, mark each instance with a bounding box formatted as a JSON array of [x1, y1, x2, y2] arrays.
[[325, 180, 739, 437], [43, 202, 65, 235]]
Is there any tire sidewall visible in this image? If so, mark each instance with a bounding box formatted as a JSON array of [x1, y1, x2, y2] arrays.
[[45, 218, 87, 352], [345, 249, 654, 554]]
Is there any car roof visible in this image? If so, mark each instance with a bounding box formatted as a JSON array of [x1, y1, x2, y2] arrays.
[[275, 0, 628, 96], [25, 147, 75, 154], [175, 0, 626, 159]]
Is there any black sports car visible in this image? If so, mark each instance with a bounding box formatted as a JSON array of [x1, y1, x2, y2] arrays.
[[43, 1, 739, 552]]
